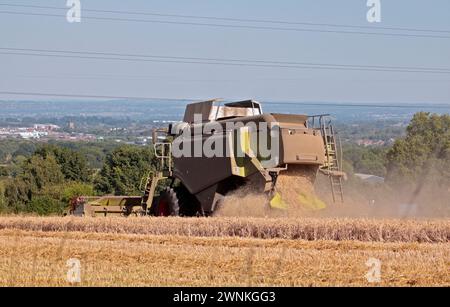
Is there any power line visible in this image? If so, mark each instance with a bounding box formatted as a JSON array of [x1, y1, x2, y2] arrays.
[[0, 91, 198, 102], [12, 73, 240, 83], [267, 101, 450, 109], [2, 47, 450, 73], [0, 51, 270, 68], [1, 91, 449, 110], [3, 51, 450, 74], [2, 3, 450, 34], [2, 49, 450, 74], [1, 10, 450, 39]]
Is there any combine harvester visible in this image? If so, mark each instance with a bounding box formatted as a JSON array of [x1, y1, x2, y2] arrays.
[[70, 100, 345, 217]]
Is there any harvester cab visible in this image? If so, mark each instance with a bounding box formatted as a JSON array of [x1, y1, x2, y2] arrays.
[[70, 99, 345, 217]]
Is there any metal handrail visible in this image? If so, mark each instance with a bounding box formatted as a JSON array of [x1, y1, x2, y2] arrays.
[[154, 142, 172, 174], [307, 114, 330, 130]]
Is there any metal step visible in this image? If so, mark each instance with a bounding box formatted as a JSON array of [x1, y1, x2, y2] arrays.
[[321, 122, 344, 203]]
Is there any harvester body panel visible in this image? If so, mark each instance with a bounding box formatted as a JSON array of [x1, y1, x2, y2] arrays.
[[70, 99, 344, 217], [169, 100, 329, 213]]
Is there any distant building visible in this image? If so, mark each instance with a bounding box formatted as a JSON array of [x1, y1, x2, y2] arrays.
[[20, 131, 42, 139], [34, 124, 60, 131], [67, 122, 76, 130]]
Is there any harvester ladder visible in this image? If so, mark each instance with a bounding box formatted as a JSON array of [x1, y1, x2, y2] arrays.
[[139, 129, 174, 215], [321, 123, 344, 203], [140, 171, 166, 215]]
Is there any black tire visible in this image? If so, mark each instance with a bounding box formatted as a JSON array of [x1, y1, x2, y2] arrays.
[[176, 185, 202, 217], [153, 188, 180, 217]]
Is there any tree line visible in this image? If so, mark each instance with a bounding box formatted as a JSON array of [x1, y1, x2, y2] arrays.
[[0, 144, 156, 215]]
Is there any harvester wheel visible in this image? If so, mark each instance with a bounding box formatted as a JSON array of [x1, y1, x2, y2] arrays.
[[154, 188, 180, 217], [175, 185, 202, 217]]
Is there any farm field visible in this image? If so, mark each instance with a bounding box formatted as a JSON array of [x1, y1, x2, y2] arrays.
[[0, 217, 449, 287]]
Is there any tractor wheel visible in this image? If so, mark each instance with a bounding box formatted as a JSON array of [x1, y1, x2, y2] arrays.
[[175, 185, 202, 217], [154, 188, 180, 217]]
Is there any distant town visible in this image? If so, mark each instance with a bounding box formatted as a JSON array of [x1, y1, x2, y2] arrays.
[[0, 120, 177, 146], [0, 123, 97, 142], [1, 99, 448, 147]]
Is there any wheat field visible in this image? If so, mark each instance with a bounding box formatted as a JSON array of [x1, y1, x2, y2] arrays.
[[0, 216, 448, 242], [0, 216, 448, 286]]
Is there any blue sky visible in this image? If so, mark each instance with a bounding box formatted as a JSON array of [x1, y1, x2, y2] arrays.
[[0, 0, 450, 104]]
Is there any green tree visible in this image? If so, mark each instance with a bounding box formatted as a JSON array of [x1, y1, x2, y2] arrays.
[[0, 166, 8, 178], [1, 143, 98, 215], [3, 153, 65, 214], [13, 142, 37, 159], [95, 145, 156, 195], [27, 196, 64, 216], [3, 178, 30, 213], [34, 145, 90, 182], [386, 112, 450, 185], [343, 144, 387, 177], [0, 180, 8, 213], [22, 154, 65, 191]]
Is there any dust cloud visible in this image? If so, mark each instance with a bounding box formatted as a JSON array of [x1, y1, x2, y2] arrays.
[[216, 166, 450, 219]]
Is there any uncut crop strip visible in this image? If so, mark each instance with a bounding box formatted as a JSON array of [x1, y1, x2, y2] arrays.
[[0, 217, 448, 243]]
